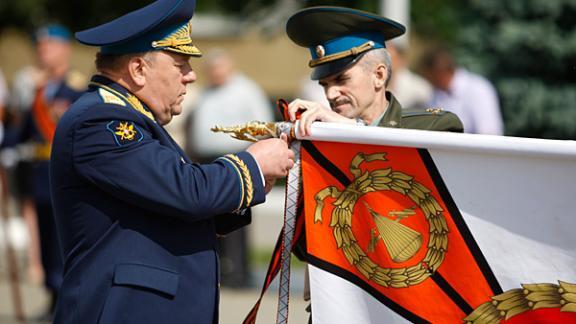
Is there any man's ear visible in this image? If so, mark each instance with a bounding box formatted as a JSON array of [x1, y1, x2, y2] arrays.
[[373, 63, 387, 90], [127, 56, 148, 87]]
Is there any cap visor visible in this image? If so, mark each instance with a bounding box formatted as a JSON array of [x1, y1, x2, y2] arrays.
[[311, 53, 365, 80]]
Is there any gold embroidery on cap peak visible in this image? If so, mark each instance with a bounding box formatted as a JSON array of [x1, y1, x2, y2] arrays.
[[151, 20, 202, 56]]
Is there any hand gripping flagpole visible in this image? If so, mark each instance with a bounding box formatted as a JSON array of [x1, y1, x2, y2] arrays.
[[212, 116, 301, 324]]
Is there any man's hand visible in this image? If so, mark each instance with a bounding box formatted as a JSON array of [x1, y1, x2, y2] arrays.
[[247, 134, 295, 181], [288, 99, 356, 137]]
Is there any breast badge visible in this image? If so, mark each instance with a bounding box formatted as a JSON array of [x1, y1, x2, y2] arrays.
[[106, 120, 143, 146]]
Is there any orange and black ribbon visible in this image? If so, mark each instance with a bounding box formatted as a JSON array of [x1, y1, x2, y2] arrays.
[[31, 87, 57, 144]]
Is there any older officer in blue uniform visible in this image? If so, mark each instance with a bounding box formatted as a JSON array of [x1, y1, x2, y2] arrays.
[[49, 0, 294, 322]]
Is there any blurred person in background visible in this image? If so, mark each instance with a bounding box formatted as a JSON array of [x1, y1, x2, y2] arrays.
[[18, 84, 82, 320], [163, 83, 199, 148], [421, 46, 504, 135], [0, 69, 6, 144], [10, 24, 85, 126], [387, 41, 433, 109], [188, 48, 274, 288], [298, 76, 329, 108], [6, 24, 86, 320]]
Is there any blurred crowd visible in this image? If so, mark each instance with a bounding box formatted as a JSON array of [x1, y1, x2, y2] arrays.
[[1, 24, 85, 321], [0, 22, 504, 320]]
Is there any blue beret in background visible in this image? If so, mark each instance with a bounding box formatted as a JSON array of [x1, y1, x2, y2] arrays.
[[35, 24, 72, 43]]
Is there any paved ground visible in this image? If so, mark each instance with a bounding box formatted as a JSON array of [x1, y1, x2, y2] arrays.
[[0, 278, 308, 324], [0, 187, 308, 323]]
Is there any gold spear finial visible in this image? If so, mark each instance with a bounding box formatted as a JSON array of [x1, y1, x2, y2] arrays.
[[211, 121, 295, 142]]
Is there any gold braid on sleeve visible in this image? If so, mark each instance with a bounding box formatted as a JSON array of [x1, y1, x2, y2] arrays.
[[224, 154, 254, 209]]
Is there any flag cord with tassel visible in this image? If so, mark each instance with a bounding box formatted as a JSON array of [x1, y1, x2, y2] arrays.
[[276, 140, 301, 324]]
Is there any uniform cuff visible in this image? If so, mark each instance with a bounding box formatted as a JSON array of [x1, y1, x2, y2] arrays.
[[218, 152, 265, 211]]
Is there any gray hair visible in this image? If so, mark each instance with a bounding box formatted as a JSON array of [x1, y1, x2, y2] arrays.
[[358, 48, 393, 87]]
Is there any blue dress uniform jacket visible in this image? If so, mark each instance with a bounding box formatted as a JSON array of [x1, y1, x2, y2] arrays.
[[50, 75, 265, 323]]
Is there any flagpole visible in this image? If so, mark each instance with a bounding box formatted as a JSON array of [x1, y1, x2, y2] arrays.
[[297, 122, 576, 159]]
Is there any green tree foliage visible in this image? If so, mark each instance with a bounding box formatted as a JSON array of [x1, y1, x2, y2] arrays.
[[457, 0, 576, 139], [0, 0, 278, 33], [0, 0, 155, 32], [412, 0, 576, 139], [411, 0, 464, 44], [0, 0, 381, 33]]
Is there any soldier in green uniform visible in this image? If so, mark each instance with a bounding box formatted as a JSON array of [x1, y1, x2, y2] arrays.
[[284, 7, 463, 322], [286, 7, 463, 134]]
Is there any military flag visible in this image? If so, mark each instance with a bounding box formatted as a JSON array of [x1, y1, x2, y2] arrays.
[[300, 123, 576, 323]]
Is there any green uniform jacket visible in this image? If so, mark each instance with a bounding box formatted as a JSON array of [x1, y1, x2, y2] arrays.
[[377, 92, 463, 132]]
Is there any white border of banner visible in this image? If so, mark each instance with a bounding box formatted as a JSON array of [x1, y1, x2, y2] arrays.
[[296, 122, 576, 160]]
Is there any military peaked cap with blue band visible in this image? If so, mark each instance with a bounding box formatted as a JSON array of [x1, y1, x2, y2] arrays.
[[35, 24, 72, 43], [75, 0, 201, 56], [286, 6, 406, 80]]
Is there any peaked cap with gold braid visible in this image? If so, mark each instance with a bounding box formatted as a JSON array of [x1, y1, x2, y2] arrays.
[[75, 0, 201, 56], [286, 7, 405, 80]]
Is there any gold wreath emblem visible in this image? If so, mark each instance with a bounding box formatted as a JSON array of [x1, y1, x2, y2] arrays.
[[313, 152, 449, 288], [464, 281, 576, 323]]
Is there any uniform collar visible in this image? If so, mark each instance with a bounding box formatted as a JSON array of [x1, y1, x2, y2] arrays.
[[89, 75, 156, 122], [374, 91, 402, 128]]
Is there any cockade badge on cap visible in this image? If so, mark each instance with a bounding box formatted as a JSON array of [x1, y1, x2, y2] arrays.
[[315, 45, 326, 59]]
